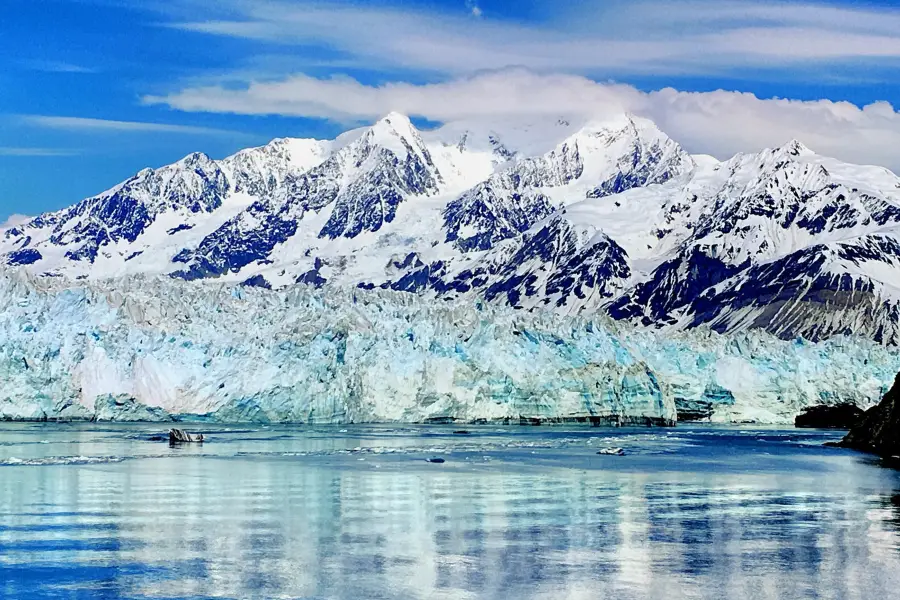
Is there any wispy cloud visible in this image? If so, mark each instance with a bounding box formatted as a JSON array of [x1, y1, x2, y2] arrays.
[[465, 1, 482, 18], [0, 147, 80, 157], [159, 0, 900, 76], [21, 60, 98, 74], [145, 69, 900, 172], [20, 115, 245, 136]]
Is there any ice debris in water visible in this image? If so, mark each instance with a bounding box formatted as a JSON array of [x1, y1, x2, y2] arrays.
[[597, 447, 626, 456]]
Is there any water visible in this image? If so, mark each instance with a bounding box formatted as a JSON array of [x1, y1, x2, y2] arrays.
[[1, 424, 899, 600]]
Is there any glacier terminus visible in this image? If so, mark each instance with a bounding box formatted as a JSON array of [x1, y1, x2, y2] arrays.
[[1, 273, 898, 424]]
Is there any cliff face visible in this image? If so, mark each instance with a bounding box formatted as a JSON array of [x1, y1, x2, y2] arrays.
[[840, 373, 900, 457]]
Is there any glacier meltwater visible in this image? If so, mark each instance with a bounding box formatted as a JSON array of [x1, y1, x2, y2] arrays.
[[1, 271, 898, 424]]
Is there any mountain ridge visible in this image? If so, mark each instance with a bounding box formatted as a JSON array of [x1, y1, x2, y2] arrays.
[[5, 112, 900, 343]]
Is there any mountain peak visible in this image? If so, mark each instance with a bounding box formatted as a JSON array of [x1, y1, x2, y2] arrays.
[[8, 111, 900, 350], [177, 151, 215, 168], [378, 111, 412, 124], [577, 113, 673, 145], [363, 112, 429, 162], [371, 111, 417, 139], [779, 139, 814, 157]]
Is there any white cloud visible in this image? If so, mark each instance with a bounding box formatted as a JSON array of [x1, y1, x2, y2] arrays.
[[21, 60, 97, 74], [20, 115, 244, 136], [0, 147, 79, 157], [0, 214, 32, 231], [145, 69, 900, 171], [145, 71, 637, 121], [161, 0, 900, 76]]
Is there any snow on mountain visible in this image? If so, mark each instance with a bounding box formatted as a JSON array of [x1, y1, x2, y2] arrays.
[[4, 152, 231, 267], [5, 112, 900, 345], [678, 234, 900, 343], [1, 272, 897, 424], [427, 214, 632, 314], [1, 136, 331, 280], [442, 115, 693, 252], [608, 139, 900, 341], [222, 136, 332, 198]]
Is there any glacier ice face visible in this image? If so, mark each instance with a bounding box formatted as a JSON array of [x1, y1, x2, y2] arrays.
[[0, 272, 897, 424], [92, 394, 174, 422], [0, 273, 674, 424]]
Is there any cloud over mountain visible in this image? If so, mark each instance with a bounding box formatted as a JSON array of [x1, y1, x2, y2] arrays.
[[147, 69, 900, 171]]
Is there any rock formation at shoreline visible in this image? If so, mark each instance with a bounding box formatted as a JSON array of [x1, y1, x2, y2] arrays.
[[839, 373, 900, 457]]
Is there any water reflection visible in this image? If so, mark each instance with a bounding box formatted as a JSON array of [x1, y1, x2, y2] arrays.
[[0, 425, 899, 599]]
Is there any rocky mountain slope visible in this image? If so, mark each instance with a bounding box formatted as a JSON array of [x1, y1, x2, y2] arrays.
[[5, 112, 900, 344]]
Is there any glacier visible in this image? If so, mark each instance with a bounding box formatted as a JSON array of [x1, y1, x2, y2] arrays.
[[1, 271, 898, 424]]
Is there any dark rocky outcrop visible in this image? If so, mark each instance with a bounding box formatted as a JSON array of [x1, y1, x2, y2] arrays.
[[795, 403, 864, 429], [838, 373, 900, 457], [169, 429, 204, 444]]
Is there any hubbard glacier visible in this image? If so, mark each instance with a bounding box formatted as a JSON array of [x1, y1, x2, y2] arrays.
[[8, 2, 900, 600]]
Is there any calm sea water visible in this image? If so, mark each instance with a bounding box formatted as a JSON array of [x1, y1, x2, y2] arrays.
[[1, 423, 899, 600]]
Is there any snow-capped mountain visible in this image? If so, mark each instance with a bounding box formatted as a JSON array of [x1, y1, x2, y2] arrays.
[[5, 112, 900, 343], [608, 140, 900, 341]]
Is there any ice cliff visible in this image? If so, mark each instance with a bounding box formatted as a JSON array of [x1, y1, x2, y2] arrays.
[[0, 271, 897, 424]]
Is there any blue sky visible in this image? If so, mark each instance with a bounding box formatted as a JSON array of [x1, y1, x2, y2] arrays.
[[3, 0, 900, 221]]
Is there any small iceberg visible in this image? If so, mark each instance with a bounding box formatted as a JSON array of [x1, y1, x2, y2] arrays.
[[596, 447, 625, 456]]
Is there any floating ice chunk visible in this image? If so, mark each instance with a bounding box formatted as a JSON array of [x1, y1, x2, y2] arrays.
[[597, 447, 625, 456]]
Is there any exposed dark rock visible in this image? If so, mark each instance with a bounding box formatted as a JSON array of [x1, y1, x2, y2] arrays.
[[241, 274, 271, 289], [169, 428, 204, 444], [426, 457, 445, 463], [452, 430, 471, 435], [675, 403, 715, 422], [795, 403, 864, 428], [838, 373, 900, 457], [6, 248, 42, 266]]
